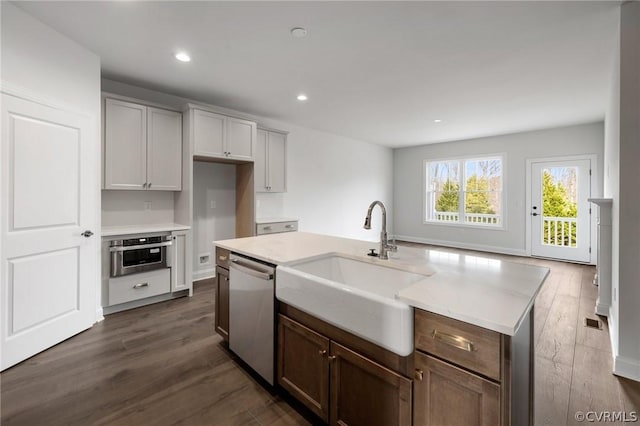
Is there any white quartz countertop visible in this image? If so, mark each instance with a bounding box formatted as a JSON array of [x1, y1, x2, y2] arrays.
[[215, 232, 549, 336], [255, 217, 298, 224], [102, 223, 190, 237]]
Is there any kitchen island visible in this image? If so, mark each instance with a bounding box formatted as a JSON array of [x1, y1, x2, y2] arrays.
[[215, 232, 549, 426]]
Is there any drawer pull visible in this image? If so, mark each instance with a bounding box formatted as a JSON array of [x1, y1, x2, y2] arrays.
[[319, 349, 327, 357], [218, 255, 227, 261], [133, 282, 149, 289], [285, 224, 294, 229], [432, 329, 475, 352], [414, 369, 424, 381], [263, 226, 272, 230]]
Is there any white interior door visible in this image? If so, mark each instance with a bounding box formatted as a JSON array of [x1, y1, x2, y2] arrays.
[[530, 159, 591, 262], [1, 93, 97, 370]]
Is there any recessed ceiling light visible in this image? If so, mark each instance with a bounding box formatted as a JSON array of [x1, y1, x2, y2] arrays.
[[433, 119, 442, 123], [297, 94, 308, 101], [291, 27, 308, 38], [175, 52, 191, 62]]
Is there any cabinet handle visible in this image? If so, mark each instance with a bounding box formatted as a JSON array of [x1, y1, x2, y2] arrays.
[[285, 225, 293, 229], [264, 226, 272, 230], [327, 355, 336, 362], [432, 329, 475, 352], [148, 182, 152, 188], [414, 369, 424, 381], [218, 255, 227, 261], [143, 182, 147, 188], [318, 349, 327, 357], [133, 282, 149, 289]]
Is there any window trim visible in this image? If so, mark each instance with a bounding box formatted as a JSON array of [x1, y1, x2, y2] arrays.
[[422, 154, 507, 230]]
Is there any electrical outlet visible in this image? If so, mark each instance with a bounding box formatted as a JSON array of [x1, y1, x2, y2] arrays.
[[210, 200, 216, 209], [256, 199, 261, 208], [144, 201, 152, 211], [199, 253, 211, 265]]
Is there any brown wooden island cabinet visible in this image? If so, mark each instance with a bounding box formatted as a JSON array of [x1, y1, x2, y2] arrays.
[[277, 304, 533, 426], [413, 308, 533, 426], [277, 307, 413, 426], [214, 247, 230, 341]]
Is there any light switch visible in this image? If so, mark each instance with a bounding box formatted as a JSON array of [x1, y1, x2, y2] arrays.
[[210, 200, 216, 209]]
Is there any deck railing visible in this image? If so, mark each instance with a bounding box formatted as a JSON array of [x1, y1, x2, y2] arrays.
[[433, 212, 501, 225], [543, 216, 577, 247]]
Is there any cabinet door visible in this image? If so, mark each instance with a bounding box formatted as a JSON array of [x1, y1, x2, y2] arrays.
[[267, 131, 286, 192], [147, 107, 182, 191], [104, 98, 147, 190], [413, 351, 500, 426], [255, 129, 268, 192], [226, 117, 255, 160], [330, 341, 412, 426], [215, 266, 229, 341], [277, 315, 330, 422], [193, 109, 225, 158], [170, 230, 190, 292]]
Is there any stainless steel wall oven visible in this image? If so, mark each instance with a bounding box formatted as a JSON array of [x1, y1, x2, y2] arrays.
[[109, 235, 172, 277]]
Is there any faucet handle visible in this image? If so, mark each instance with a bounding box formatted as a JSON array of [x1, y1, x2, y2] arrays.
[[367, 248, 379, 257]]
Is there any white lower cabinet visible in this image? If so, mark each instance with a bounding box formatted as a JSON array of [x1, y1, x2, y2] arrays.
[[170, 230, 191, 293], [108, 269, 171, 306]]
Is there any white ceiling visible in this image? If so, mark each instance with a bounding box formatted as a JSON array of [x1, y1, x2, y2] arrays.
[[15, 1, 619, 148]]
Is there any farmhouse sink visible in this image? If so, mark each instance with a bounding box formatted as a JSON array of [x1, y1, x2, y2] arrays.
[[276, 254, 429, 356]]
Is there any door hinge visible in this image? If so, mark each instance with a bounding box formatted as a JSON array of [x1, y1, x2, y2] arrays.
[[589, 247, 592, 253], [589, 208, 592, 214], [589, 169, 592, 176]]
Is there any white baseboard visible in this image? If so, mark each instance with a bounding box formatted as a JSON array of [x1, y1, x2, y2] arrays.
[[394, 235, 528, 258], [95, 307, 104, 323], [595, 301, 610, 317], [193, 268, 215, 282], [614, 355, 640, 382]]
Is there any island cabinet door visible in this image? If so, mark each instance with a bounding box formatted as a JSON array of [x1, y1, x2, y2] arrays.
[[215, 266, 229, 341], [330, 341, 412, 426], [277, 315, 330, 422], [414, 352, 500, 426]]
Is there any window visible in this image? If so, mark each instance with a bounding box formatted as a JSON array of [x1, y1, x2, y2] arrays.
[[425, 156, 503, 227]]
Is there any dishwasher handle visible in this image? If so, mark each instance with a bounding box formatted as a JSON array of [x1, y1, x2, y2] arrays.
[[230, 258, 274, 280]]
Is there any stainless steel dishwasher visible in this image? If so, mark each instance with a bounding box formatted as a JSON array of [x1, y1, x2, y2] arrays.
[[228, 253, 276, 385]]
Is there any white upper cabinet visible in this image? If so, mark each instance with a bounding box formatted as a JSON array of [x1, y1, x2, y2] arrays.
[[191, 107, 256, 161], [193, 109, 225, 157], [256, 128, 287, 193], [104, 99, 147, 190], [147, 107, 182, 191], [104, 98, 182, 191]]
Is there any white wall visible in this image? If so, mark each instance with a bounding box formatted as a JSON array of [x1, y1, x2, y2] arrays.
[[101, 79, 394, 244], [1, 3, 102, 313], [102, 191, 175, 227], [609, 1, 640, 381], [393, 123, 604, 255], [192, 162, 236, 280], [603, 5, 621, 370], [257, 124, 393, 242]]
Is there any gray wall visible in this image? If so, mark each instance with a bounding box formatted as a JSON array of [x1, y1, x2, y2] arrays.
[[393, 122, 604, 255]]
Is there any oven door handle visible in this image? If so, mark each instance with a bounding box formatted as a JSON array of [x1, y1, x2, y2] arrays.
[[109, 241, 173, 252]]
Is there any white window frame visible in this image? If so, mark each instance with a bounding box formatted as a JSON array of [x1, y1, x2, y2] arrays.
[[423, 154, 506, 230]]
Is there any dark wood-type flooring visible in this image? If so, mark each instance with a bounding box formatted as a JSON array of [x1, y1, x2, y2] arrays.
[[1, 242, 639, 425]]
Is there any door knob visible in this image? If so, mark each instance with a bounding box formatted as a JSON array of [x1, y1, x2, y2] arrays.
[[81, 230, 94, 238]]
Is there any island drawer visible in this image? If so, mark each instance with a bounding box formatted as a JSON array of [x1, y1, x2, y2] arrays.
[[414, 309, 501, 381], [256, 221, 298, 235], [216, 247, 230, 268], [108, 268, 170, 306]]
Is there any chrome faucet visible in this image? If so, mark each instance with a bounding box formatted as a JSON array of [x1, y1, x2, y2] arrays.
[[363, 200, 397, 260]]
